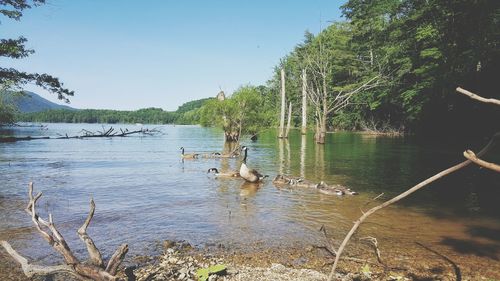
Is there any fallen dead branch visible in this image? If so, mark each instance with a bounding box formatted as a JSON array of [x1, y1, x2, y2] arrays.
[[463, 150, 500, 172], [1, 182, 129, 281], [327, 87, 500, 280], [360, 236, 383, 264], [456, 87, 500, 106], [317, 225, 384, 267], [0, 126, 161, 142]]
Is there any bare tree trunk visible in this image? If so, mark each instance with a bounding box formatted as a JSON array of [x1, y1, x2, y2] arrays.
[[224, 131, 239, 142], [285, 102, 292, 138], [278, 68, 286, 138], [316, 79, 328, 144], [301, 69, 307, 135], [300, 134, 306, 178], [316, 117, 326, 144]]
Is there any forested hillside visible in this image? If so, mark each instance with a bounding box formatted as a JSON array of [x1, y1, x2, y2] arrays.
[[18, 98, 213, 124], [7, 0, 499, 135], [1, 91, 74, 113], [264, 0, 499, 136]]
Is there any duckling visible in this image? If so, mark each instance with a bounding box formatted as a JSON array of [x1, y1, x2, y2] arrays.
[[180, 147, 199, 159], [315, 182, 358, 196], [201, 152, 221, 158], [207, 167, 240, 178], [316, 182, 345, 196], [239, 146, 267, 183]]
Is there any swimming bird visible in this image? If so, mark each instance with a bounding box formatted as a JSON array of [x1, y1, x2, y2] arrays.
[[180, 147, 199, 159], [207, 167, 240, 178], [239, 146, 267, 183], [201, 152, 221, 158]]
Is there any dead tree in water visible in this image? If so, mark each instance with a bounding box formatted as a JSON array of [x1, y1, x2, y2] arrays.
[[301, 68, 308, 135], [285, 102, 292, 138], [326, 87, 500, 280], [1, 182, 129, 281], [0, 126, 160, 142], [278, 68, 286, 138]]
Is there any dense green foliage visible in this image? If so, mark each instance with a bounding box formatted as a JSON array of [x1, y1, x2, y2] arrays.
[[267, 0, 499, 136], [199, 86, 275, 141], [6, 0, 500, 137], [0, 1, 73, 125], [0, 93, 16, 125], [17, 98, 211, 124]]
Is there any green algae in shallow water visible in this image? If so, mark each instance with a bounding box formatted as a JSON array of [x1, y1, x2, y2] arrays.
[[196, 264, 226, 281]]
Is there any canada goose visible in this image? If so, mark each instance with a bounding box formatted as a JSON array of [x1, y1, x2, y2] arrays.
[[239, 146, 267, 183], [207, 167, 240, 178], [180, 147, 199, 159]]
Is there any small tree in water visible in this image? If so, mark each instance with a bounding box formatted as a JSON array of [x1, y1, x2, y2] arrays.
[[200, 86, 268, 142]]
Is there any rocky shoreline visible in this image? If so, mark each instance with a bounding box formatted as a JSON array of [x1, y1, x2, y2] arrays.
[[2, 238, 499, 281], [129, 241, 362, 281]]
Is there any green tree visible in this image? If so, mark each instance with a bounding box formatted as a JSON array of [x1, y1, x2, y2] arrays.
[[200, 85, 271, 142], [1, 0, 73, 125]]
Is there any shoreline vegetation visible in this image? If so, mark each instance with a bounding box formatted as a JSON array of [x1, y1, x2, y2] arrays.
[[5, 0, 499, 139]]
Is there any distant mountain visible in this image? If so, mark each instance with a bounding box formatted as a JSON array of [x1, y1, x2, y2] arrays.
[[1, 91, 75, 113]]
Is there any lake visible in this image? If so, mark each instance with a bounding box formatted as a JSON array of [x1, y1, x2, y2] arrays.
[[1, 123, 499, 279]]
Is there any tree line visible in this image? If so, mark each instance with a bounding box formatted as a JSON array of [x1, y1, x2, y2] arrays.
[[196, 0, 499, 142], [16, 98, 212, 125], [265, 0, 499, 138], [3, 0, 499, 139]]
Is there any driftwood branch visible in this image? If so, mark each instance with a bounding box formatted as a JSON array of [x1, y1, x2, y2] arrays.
[[2, 182, 129, 281], [0, 241, 85, 280], [463, 150, 500, 172], [78, 199, 104, 267], [105, 244, 129, 275], [327, 133, 498, 280], [456, 87, 500, 106], [0, 127, 161, 142], [360, 236, 383, 264]]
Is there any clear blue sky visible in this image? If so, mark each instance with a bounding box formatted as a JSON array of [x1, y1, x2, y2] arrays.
[[3, 0, 343, 111]]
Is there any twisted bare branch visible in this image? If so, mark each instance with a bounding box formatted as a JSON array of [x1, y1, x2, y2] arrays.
[[78, 199, 104, 267]]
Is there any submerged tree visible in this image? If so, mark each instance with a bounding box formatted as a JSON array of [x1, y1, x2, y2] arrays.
[[200, 86, 271, 142], [0, 0, 73, 125], [305, 23, 383, 143]]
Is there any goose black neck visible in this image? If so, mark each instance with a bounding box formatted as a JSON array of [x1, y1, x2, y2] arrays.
[[181, 148, 184, 155], [243, 149, 247, 163]]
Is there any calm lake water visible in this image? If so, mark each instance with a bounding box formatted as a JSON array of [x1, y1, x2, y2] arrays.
[[1, 123, 499, 278]]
